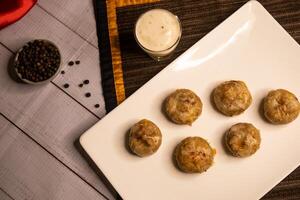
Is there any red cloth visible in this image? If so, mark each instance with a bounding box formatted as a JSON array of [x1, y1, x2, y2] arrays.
[[0, 0, 37, 30]]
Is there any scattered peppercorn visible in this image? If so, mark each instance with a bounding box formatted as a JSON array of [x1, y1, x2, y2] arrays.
[[61, 70, 65, 74], [94, 104, 100, 108], [75, 60, 80, 65], [63, 83, 69, 88], [15, 40, 60, 82], [79, 83, 83, 87], [85, 92, 91, 97], [68, 61, 74, 66], [83, 79, 89, 84]]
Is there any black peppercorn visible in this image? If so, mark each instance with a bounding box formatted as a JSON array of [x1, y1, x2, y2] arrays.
[[94, 104, 100, 108], [68, 61, 74, 66], [75, 60, 80, 65], [79, 83, 83, 87], [85, 92, 91, 97], [83, 80, 89, 84], [63, 83, 69, 88]]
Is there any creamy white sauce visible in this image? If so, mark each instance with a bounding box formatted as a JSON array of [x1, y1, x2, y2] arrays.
[[135, 9, 181, 52]]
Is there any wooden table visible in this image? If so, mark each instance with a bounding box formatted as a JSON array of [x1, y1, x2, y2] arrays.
[[0, 0, 111, 199], [0, 1, 299, 200]]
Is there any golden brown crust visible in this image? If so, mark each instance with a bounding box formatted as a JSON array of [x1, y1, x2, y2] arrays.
[[263, 89, 300, 124], [213, 80, 252, 116], [164, 89, 202, 125], [128, 119, 162, 157], [174, 137, 215, 173], [225, 123, 261, 157]]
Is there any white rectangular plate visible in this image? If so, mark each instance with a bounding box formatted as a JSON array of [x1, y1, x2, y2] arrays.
[[80, 1, 300, 199]]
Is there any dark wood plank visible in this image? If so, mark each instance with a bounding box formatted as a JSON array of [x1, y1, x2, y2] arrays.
[[262, 170, 300, 200], [0, 115, 106, 200], [0, 45, 114, 200]]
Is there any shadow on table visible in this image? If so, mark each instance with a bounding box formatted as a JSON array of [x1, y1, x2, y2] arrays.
[[74, 139, 122, 200], [7, 53, 24, 83]]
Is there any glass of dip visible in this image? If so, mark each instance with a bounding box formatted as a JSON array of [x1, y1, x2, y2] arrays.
[[134, 9, 182, 61]]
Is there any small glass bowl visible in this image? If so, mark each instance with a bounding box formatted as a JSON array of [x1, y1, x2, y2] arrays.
[[134, 9, 182, 61]]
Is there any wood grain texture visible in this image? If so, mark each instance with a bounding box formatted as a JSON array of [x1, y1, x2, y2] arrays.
[[0, 116, 106, 200], [262, 171, 300, 200], [105, 0, 160, 105], [37, 0, 98, 46], [0, 45, 114, 200], [0, 5, 106, 118], [106, 0, 126, 104], [116, 0, 160, 7], [0, 188, 13, 200]]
